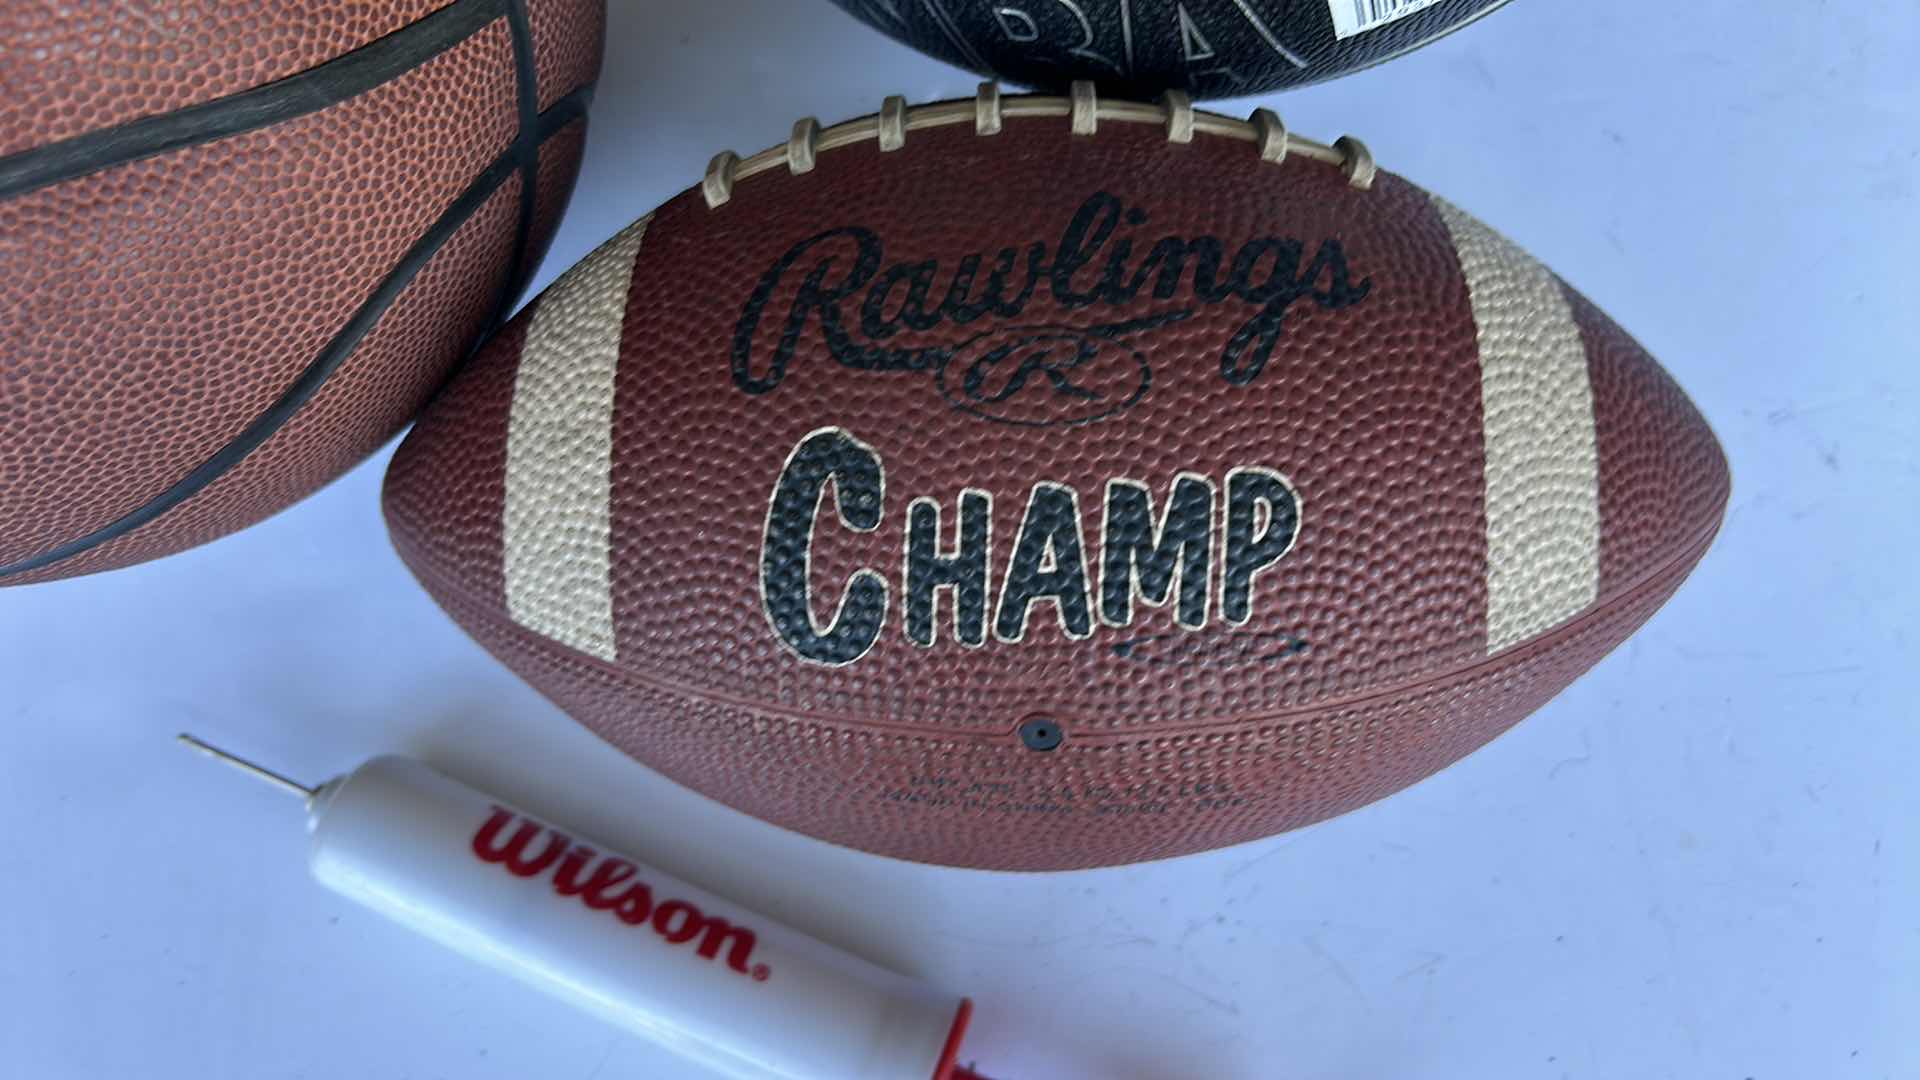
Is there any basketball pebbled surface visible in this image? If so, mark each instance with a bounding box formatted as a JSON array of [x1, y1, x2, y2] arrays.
[[827, 0, 1514, 99], [385, 87, 1729, 870], [0, 0, 605, 585]]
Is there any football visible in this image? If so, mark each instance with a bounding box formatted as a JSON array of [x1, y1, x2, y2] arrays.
[[385, 85, 1729, 870], [827, 0, 1512, 98], [0, 1, 605, 585]]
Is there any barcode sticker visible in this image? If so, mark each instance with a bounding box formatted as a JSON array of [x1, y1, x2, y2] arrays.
[[1328, 0, 1447, 39]]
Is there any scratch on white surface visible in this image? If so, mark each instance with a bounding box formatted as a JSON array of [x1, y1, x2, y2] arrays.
[[583, 1039, 616, 1080], [1645, 903, 1679, 933], [1671, 643, 1767, 662], [1222, 839, 1294, 880], [1720, 701, 1745, 761], [1092, 907, 1159, 950], [1395, 951, 1448, 983], [1175, 914, 1230, 949], [927, 926, 1086, 949], [1548, 730, 1595, 780], [1460, 50, 1498, 92], [1777, 664, 1866, 678], [1765, 397, 1872, 425], [1644, 903, 1702, 1055], [1098, 914, 1152, 941], [1152, 972, 1241, 1017], [1222, 881, 1264, 908], [1304, 934, 1369, 1007], [1723, 493, 1760, 523], [928, 906, 1154, 952]]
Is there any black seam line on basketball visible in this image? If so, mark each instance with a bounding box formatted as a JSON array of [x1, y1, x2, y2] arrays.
[[424, 85, 592, 408], [0, 0, 509, 200], [0, 145, 524, 581], [4, 86, 597, 580], [487, 84, 596, 328], [537, 84, 594, 140], [484, 0, 543, 333]]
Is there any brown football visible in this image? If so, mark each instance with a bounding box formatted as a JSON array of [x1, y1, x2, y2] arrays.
[[0, 0, 604, 584], [385, 86, 1730, 870]]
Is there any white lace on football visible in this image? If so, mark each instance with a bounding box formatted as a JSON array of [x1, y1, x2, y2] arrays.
[[709, 81, 1377, 208], [1252, 109, 1288, 164], [700, 150, 738, 208], [787, 117, 820, 175], [1335, 135, 1377, 188], [1163, 90, 1195, 144], [975, 81, 1003, 136], [877, 95, 908, 152], [1069, 81, 1098, 136]]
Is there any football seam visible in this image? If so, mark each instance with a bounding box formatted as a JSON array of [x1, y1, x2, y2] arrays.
[[395, 494, 1725, 745], [699, 81, 1377, 210]]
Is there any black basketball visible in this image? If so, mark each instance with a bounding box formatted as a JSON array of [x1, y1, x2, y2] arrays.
[[828, 0, 1511, 99]]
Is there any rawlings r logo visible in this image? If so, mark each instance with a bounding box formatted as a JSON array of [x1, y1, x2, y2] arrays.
[[730, 192, 1370, 425], [936, 313, 1180, 426]]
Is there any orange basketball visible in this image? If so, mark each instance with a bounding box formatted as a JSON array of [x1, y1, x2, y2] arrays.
[[0, 1, 605, 584]]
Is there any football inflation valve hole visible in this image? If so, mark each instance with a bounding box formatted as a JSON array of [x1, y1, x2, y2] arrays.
[[1018, 717, 1064, 752]]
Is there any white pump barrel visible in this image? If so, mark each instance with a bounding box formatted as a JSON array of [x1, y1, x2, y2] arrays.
[[304, 756, 970, 1080]]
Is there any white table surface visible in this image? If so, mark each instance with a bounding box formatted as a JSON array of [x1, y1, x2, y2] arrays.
[[4, 2, 1915, 1078]]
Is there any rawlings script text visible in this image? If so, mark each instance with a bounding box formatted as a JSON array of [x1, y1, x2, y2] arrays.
[[731, 192, 1371, 424]]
